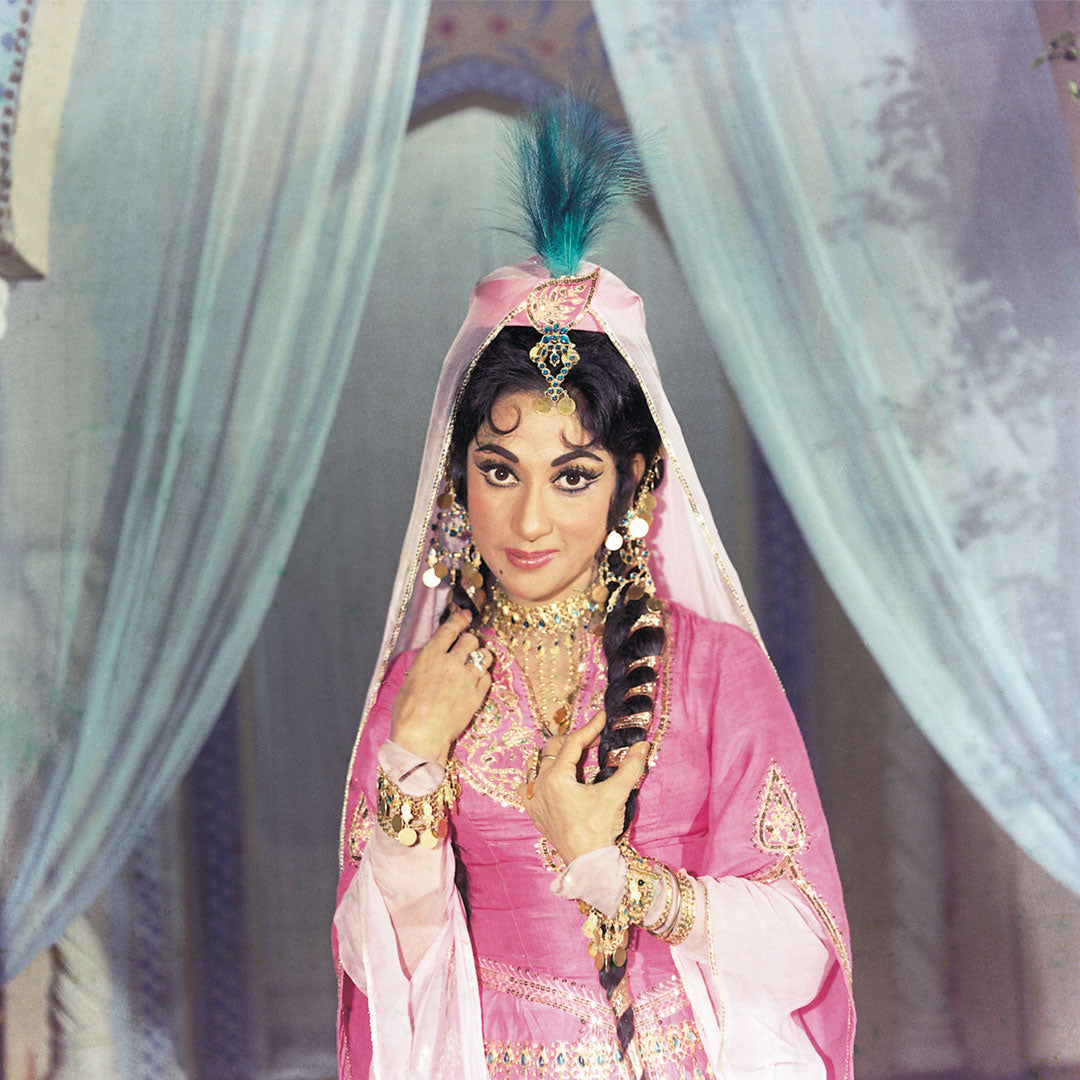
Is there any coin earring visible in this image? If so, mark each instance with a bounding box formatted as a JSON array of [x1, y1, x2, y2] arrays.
[[422, 481, 468, 588], [598, 453, 662, 610], [422, 481, 487, 611]]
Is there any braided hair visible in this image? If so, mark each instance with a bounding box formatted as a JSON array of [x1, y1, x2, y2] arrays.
[[446, 325, 664, 1065]]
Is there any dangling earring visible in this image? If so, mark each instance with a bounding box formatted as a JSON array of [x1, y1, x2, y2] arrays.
[[422, 480, 487, 610], [598, 453, 662, 611]]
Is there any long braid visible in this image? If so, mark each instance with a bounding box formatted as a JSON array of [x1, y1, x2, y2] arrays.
[[592, 548, 666, 1068]]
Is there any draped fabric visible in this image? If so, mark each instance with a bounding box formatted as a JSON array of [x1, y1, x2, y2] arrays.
[[596, 0, 1080, 894], [0, 0, 429, 981]]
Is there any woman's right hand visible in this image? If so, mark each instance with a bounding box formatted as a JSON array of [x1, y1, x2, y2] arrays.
[[389, 607, 493, 764]]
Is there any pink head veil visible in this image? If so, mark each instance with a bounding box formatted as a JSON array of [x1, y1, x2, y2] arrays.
[[339, 255, 765, 863]]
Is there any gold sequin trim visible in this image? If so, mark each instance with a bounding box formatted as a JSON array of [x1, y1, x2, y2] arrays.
[[611, 710, 653, 732], [646, 611, 675, 769], [347, 792, 373, 863], [626, 679, 658, 701]]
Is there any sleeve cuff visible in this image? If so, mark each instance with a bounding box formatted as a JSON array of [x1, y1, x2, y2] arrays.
[[549, 845, 626, 917], [378, 740, 446, 797]]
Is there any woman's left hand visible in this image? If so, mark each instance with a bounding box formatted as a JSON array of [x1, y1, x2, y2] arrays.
[[524, 711, 650, 864]]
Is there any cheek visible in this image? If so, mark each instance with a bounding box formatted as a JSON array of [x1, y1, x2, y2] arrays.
[[563, 484, 615, 548], [465, 484, 501, 551]]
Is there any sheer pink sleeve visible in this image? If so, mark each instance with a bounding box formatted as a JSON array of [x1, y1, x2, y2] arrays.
[[334, 741, 454, 982], [334, 654, 487, 1080], [555, 847, 828, 1010]]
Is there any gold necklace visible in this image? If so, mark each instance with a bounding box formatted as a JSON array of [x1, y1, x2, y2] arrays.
[[483, 583, 605, 736]]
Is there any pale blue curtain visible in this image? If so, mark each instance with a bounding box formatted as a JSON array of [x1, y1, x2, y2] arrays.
[[596, 1, 1080, 892], [0, 0, 429, 981]]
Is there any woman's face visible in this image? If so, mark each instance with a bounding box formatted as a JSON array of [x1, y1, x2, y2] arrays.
[[466, 390, 641, 606]]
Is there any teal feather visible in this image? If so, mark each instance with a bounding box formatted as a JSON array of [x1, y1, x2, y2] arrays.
[[508, 93, 646, 278]]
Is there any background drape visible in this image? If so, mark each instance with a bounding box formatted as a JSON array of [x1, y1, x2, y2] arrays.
[[0, 0, 429, 982], [596, 0, 1080, 895]]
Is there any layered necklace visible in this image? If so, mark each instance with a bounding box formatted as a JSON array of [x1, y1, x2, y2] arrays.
[[482, 582, 607, 737]]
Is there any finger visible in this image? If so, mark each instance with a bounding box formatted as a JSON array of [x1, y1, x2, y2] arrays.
[[536, 747, 561, 774], [450, 631, 480, 659], [555, 711, 606, 766], [607, 740, 651, 795], [430, 607, 473, 651]]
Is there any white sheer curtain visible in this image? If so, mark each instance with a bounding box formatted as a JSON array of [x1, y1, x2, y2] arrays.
[[596, 0, 1080, 893], [0, 0, 429, 981]]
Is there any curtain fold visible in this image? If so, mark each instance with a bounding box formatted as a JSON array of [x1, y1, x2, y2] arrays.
[[0, 0, 430, 981], [596, 0, 1080, 892]]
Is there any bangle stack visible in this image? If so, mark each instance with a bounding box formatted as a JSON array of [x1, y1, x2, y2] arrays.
[[376, 757, 460, 848], [644, 867, 696, 946]]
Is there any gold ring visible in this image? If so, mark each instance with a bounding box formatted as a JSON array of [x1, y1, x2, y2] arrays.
[[540, 753, 558, 763], [467, 649, 487, 671]]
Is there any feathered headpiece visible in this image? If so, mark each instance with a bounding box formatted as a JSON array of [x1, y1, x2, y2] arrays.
[[508, 92, 647, 278], [505, 94, 647, 414]]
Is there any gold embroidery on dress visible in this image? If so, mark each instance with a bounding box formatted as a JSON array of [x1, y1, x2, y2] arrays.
[[456, 633, 606, 810], [476, 961, 690, 1025], [455, 643, 537, 810], [347, 792, 373, 862], [483, 1020, 711, 1080], [748, 762, 853, 986], [753, 761, 808, 854]]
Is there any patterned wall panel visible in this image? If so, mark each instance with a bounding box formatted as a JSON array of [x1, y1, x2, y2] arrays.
[[413, 0, 622, 123]]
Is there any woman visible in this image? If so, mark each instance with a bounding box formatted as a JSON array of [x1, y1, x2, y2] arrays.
[[334, 105, 855, 1080]]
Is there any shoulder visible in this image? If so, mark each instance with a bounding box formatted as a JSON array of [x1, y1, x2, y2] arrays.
[[663, 601, 793, 737], [664, 600, 771, 674]]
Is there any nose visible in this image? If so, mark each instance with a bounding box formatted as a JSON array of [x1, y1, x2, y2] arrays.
[[512, 482, 552, 542]]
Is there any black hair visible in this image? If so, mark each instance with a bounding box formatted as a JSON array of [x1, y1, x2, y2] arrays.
[[446, 324, 665, 1058]]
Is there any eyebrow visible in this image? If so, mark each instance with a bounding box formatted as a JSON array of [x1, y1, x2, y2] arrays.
[[473, 442, 602, 468]]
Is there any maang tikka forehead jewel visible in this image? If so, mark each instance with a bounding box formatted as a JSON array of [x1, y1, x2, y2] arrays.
[[525, 267, 600, 416]]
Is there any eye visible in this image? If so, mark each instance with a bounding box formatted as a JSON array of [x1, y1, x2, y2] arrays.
[[555, 467, 601, 493], [477, 460, 518, 487]]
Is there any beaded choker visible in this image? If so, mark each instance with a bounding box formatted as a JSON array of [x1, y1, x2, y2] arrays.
[[483, 582, 605, 645]]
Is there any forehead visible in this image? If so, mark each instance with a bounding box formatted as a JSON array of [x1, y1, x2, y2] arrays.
[[476, 390, 603, 456]]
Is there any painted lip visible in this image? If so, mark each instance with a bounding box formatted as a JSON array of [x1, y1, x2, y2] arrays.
[[504, 548, 558, 570]]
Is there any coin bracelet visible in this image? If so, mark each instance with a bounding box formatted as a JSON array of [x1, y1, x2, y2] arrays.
[[376, 757, 460, 849]]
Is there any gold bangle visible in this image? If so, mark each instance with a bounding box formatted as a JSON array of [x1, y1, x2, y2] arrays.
[[643, 866, 676, 935], [376, 756, 460, 848], [657, 870, 695, 946]]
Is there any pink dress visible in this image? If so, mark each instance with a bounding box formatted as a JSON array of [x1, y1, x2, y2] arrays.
[[335, 602, 855, 1079]]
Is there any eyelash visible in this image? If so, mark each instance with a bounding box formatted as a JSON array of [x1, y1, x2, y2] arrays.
[[475, 460, 601, 494]]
